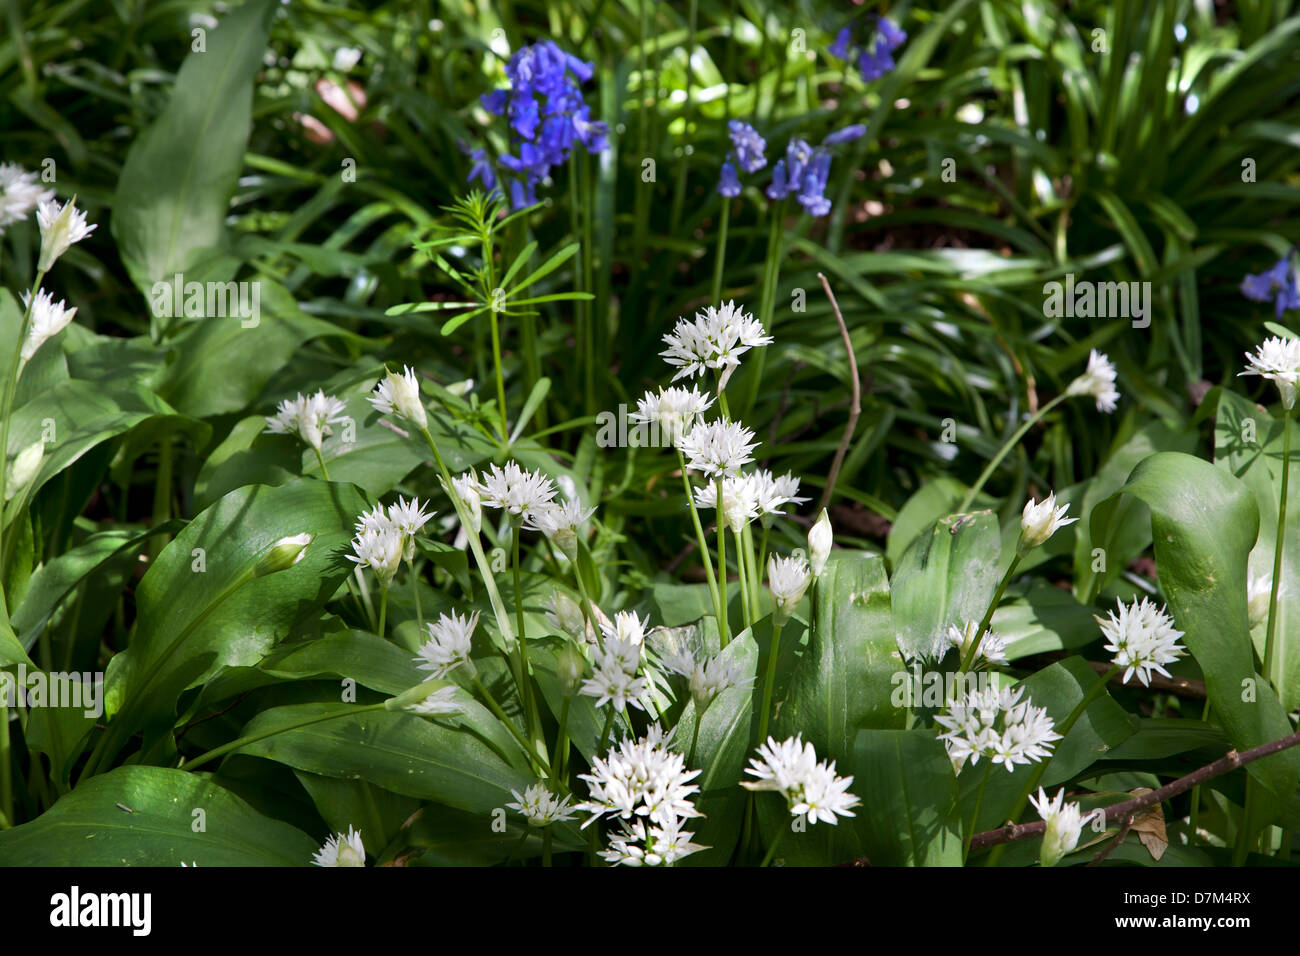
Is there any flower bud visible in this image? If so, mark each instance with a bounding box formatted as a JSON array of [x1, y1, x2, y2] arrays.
[[556, 641, 587, 696], [545, 592, 587, 640], [253, 533, 313, 577], [808, 509, 832, 576], [5, 440, 44, 501]]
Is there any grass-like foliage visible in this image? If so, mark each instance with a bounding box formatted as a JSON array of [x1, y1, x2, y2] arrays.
[[0, 0, 1297, 868]]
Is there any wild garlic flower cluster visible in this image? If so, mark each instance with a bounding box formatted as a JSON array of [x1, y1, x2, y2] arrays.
[[908, 620, 1008, 668], [1, 182, 95, 376], [312, 826, 366, 867], [348, 496, 434, 586], [742, 735, 860, 826], [1029, 787, 1100, 868], [580, 611, 651, 711], [1065, 349, 1121, 413], [1096, 597, 1186, 687], [507, 783, 576, 827], [679, 418, 759, 478], [265, 390, 349, 453], [368, 365, 427, 429], [659, 300, 773, 385], [1019, 492, 1076, 549], [577, 726, 705, 866], [475, 461, 558, 520], [934, 685, 1061, 774], [414, 610, 481, 679], [19, 288, 77, 367], [1240, 335, 1300, 410], [628, 384, 714, 446], [660, 646, 754, 711], [692, 469, 807, 532], [767, 555, 812, 624], [0, 163, 53, 232]]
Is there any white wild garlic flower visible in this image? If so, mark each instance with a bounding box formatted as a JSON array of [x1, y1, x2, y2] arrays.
[[692, 473, 761, 532], [808, 508, 832, 577], [476, 461, 558, 519], [577, 725, 702, 830], [19, 288, 77, 365], [742, 735, 861, 826], [1020, 493, 1076, 549], [1029, 786, 1100, 868], [264, 390, 349, 452], [506, 783, 577, 826], [312, 826, 365, 867], [678, 418, 758, 478], [628, 385, 715, 446], [660, 648, 754, 710], [1065, 349, 1120, 413], [0, 163, 54, 231], [659, 300, 773, 384], [1240, 336, 1300, 410], [36, 197, 97, 271], [1096, 597, 1186, 687], [368, 365, 428, 428], [934, 685, 1061, 774], [767, 554, 812, 624], [413, 610, 480, 678]]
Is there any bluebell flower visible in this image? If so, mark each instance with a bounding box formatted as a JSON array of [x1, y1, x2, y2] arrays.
[[728, 120, 768, 174], [764, 130, 860, 217], [829, 14, 907, 82], [464, 146, 497, 192], [471, 40, 610, 209], [718, 159, 741, 198], [822, 124, 866, 146], [829, 26, 852, 60], [1242, 255, 1300, 318]]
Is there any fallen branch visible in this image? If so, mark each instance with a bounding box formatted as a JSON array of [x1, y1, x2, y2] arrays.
[[815, 273, 862, 514], [968, 727, 1300, 852]]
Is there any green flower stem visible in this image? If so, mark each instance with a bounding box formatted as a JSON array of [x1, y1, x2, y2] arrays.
[[757, 619, 784, 744], [376, 583, 388, 640], [964, 763, 993, 861], [741, 202, 785, 416], [716, 476, 731, 644], [760, 823, 786, 867], [183, 702, 388, 773], [510, 516, 539, 747], [0, 699, 10, 828], [676, 448, 721, 626], [711, 196, 731, 305], [733, 529, 753, 630], [410, 562, 424, 630], [958, 393, 1069, 514], [985, 664, 1119, 866], [473, 674, 549, 779], [0, 266, 46, 569], [552, 694, 572, 779], [596, 707, 615, 755], [743, 522, 762, 621], [312, 445, 331, 481], [1264, 407, 1292, 681], [959, 551, 1024, 672], [488, 308, 509, 444], [687, 709, 703, 768]]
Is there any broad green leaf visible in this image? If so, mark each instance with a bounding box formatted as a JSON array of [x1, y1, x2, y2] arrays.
[[851, 729, 963, 866], [1212, 390, 1300, 711], [0, 766, 316, 865], [890, 512, 1001, 661], [98, 479, 367, 764], [1091, 451, 1300, 813], [112, 0, 275, 303], [228, 704, 533, 814]]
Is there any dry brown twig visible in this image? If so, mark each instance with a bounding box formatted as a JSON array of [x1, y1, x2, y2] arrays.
[[815, 273, 861, 514]]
